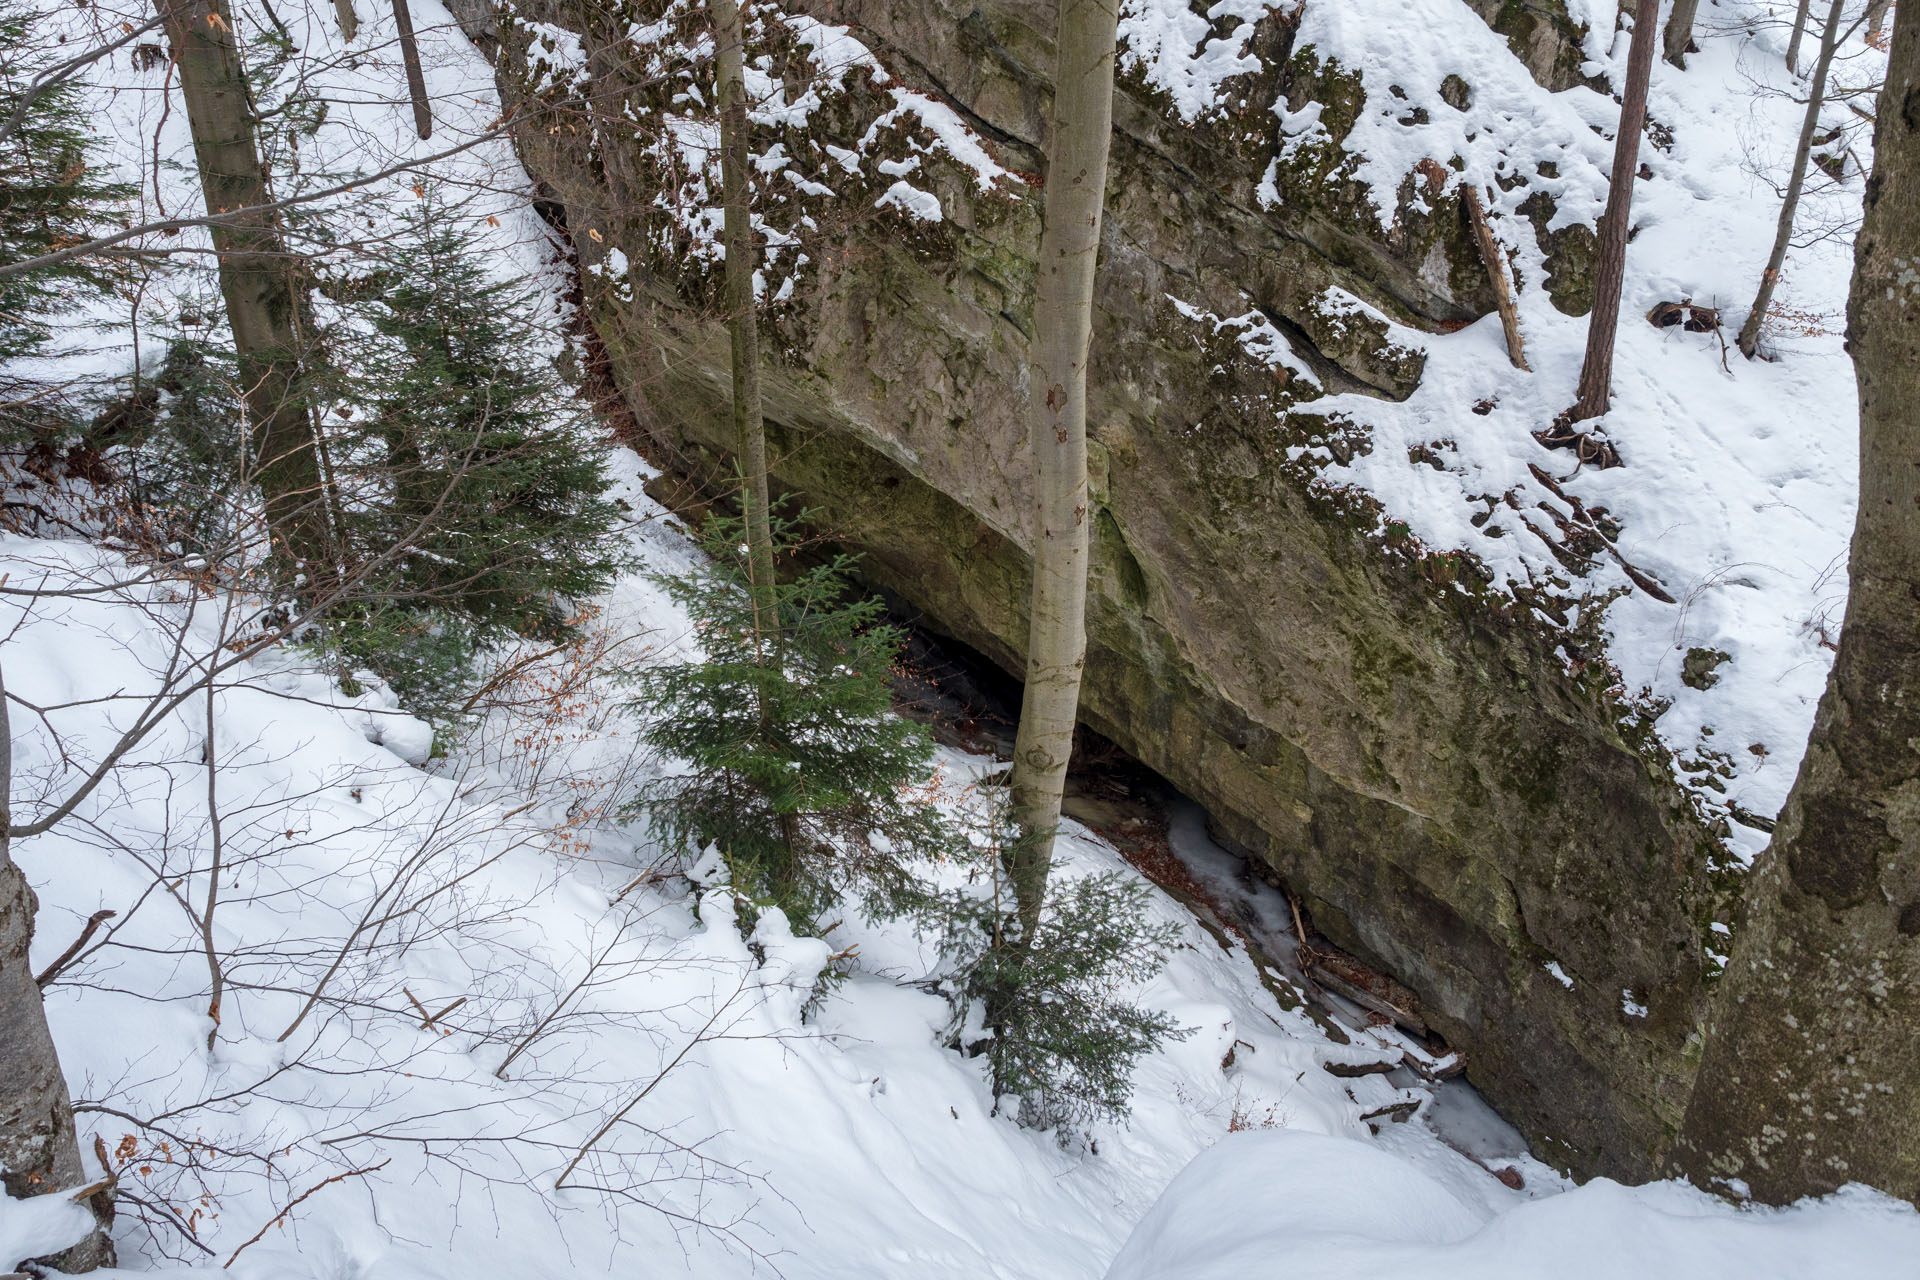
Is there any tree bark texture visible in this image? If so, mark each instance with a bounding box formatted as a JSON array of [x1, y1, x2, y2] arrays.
[[710, 0, 779, 684], [1463, 184, 1528, 370], [1739, 0, 1847, 358], [1787, 0, 1815, 73], [158, 0, 331, 577], [391, 0, 433, 140], [0, 663, 115, 1271], [1567, 0, 1660, 423], [1674, 3, 1920, 1206], [1006, 0, 1120, 939], [1664, 0, 1701, 65]]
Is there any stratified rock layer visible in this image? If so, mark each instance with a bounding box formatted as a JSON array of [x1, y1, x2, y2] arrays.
[[474, 0, 1719, 1180]]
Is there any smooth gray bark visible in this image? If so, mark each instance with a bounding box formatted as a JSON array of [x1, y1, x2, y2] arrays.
[[1674, 2, 1920, 1206], [1005, 0, 1120, 938], [1665, 0, 1701, 65], [1567, 0, 1660, 422], [0, 661, 115, 1271], [158, 0, 331, 578], [1787, 0, 1815, 72], [1739, 0, 1849, 358]]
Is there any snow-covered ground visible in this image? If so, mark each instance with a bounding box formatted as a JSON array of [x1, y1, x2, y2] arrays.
[[15, 455, 1911, 1280], [6, 0, 1918, 1276], [0, 457, 1534, 1278]]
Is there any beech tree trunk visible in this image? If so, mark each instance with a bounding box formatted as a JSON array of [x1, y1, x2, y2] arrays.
[[158, 0, 331, 578], [1566, 0, 1660, 423], [1005, 0, 1120, 939], [710, 0, 781, 762], [1664, 0, 1701, 66], [1787, 0, 1814, 73], [1738, 0, 1848, 358], [0, 663, 114, 1271], [1673, 3, 1920, 1206]]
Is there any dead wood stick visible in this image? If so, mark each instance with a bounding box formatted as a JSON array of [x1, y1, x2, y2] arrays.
[[1465, 185, 1530, 371], [401, 987, 464, 1029], [35, 908, 116, 987], [424, 996, 466, 1029]]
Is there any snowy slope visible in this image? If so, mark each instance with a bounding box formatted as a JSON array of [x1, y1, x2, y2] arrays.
[[3, 452, 1530, 1279], [6, 0, 1917, 1276]]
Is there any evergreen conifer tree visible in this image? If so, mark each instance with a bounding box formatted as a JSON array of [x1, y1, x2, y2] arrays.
[[1, 0, 132, 431], [320, 204, 623, 717], [941, 816, 1188, 1134], [631, 512, 958, 928]]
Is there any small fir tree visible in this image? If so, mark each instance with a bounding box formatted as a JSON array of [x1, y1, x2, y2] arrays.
[[1, 0, 134, 435], [320, 204, 623, 716], [946, 868, 1188, 1134], [630, 511, 959, 929], [104, 326, 254, 556]]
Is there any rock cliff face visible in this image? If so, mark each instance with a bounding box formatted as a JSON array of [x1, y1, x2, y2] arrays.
[[472, 0, 1723, 1180]]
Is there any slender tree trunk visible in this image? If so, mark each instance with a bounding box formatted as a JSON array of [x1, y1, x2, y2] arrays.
[[710, 0, 777, 667], [1566, 0, 1660, 423], [1869, 0, 1892, 46], [1787, 0, 1814, 73], [1664, 0, 1701, 66], [1739, 0, 1847, 358], [1464, 185, 1528, 370], [0, 662, 115, 1272], [1673, 3, 1920, 1206], [332, 0, 358, 42], [1005, 0, 1120, 940], [390, 0, 432, 140], [157, 0, 331, 579]]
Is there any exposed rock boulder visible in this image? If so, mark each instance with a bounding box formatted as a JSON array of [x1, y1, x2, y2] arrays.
[[464, 0, 1719, 1182]]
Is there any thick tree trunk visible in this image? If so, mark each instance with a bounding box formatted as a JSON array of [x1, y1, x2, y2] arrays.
[[1463, 185, 1528, 370], [158, 0, 331, 578], [1673, 3, 1920, 1206], [1787, 0, 1814, 73], [1870, 0, 1892, 46], [1566, 0, 1660, 423], [1664, 0, 1701, 66], [0, 664, 115, 1271], [1738, 0, 1847, 358], [1005, 0, 1120, 939], [710, 0, 782, 842]]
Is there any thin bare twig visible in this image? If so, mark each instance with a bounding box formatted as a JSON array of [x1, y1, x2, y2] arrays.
[[223, 1159, 390, 1268]]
